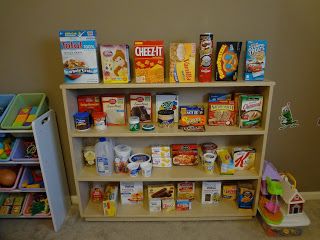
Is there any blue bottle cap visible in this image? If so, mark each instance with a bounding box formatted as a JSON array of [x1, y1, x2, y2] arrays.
[[99, 137, 106, 142]]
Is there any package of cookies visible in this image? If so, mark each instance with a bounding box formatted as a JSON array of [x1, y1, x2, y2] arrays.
[[215, 42, 242, 81], [130, 94, 152, 123], [134, 40, 164, 83], [244, 40, 267, 81], [169, 43, 196, 83], [100, 44, 131, 83]]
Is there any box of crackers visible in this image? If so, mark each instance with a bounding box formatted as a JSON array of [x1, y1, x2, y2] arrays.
[[134, 40, 164, 83]]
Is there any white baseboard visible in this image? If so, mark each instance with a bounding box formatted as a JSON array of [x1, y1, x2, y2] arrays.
[[301, 191, 320, 200], [71, 195, 79, 205]]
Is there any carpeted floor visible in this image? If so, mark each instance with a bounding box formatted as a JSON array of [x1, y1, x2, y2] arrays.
[[0, 200, 319, 240]]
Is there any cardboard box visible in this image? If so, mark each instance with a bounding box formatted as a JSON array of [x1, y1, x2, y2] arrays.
[[149, 199, 162, 213], [120, 182, 143, 205], [100, 44, 131, 83], [245, 40, 267, 81], [176, 199, 192, 211], [222, 184, 237, 200], [172, 144, 199, 166], [147, 184, 175, 200], [201, 181, 221, 204], [239, 95, 263, 128], [216, 148, 235, 175], [103, 184, 118, 217], [156, 94, 179, 122], [177, 182, 195, 200], [59, 30, 99, 83], [208, 100, 235, 126], [152, 157, 172, 167], [130, 94, 152, 123], [77, 95, 102, 113], [134, 40, 164, 83], [162, 199, 175, 212], [101, 95, 126, 125], [233, 147, 256, 170]]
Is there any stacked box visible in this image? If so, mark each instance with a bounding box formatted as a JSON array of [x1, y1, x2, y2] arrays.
[[151, 145, 172, 167], [102, 183, 118, 217]]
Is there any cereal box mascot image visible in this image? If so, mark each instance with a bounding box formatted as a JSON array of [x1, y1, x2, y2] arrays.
[[113, 50, 128, 79]]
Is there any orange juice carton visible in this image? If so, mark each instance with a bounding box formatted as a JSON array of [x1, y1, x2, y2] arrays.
[[134, 40, 164, 83], [169, 43, 196, 83], [101, 95, 126, 125], [59, 30, 99, 83], [100, 45, 131, 83]]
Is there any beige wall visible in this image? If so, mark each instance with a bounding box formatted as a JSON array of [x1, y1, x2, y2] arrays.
[[1, 0, 319, 194]]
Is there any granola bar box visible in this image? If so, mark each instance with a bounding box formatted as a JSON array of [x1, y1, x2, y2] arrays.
[[130, 94, 152, 123], [59, 30, 99, 83], [134, 40, 164, 83], [208, 100, 235, 126]]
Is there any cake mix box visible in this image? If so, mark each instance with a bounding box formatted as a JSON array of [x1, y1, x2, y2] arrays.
[[156, 94, 179, 122], [100, 45, 131, 83], [169, 43, 196, 83], [59, 30, 99, 83], [215, 42, 242, 81], [77, 95, 102, 113], [101, 95, 126, 125], [130, 94, 152, 122], [134, 40, 164, 83], [244, 40, 267, 81]]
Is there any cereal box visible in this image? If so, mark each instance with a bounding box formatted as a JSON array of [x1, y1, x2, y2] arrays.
[[208, 100, 235, 126], [134, 40, 164, 83], [233, 147, 256, 170], [100, 44, 130, 83], [101, 95, 126, 125], [77, 95, 102, 113], [201, 181, 222, 204], [245, 40, 267, 81], [208, 93, 232, 102], [148, 184, 175, 200], [59, 30, 99, 83], [130, 94, 152, 123], [172, 144, 199, 166], [120, 182, 143, 205], [239, 95, 263, 128], [156, 94, 179, 122], [222, 184, 237, 200], [215, 42, 242, 81], [177, 182, 195, 201], [169, 43, 196, 83]]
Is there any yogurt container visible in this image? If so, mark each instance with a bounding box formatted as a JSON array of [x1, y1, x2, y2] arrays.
[[140, 162, 152, 177], [203, 152, 217, 174], [127, 162, 139, 177]]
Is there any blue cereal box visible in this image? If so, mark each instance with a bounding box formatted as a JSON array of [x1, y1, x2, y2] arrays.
[[59, 30, 100, 83], [244, 40, 267, 81]]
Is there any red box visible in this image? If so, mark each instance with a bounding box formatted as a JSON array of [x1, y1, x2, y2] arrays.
[[208, 100, 235, 126], [171, 144, 198, 166], [77, 95, 102, 113]]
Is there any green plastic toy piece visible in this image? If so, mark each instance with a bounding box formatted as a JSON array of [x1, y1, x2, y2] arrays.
[[266, 177, 283, 195]]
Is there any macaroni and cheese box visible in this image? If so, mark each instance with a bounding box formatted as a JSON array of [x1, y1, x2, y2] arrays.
[[244, 40, 267, 81], [156, 94, 179, 122], [134, 40, 164, 83], [215, 42, 242, 81], [59, 30, 99, 83], [101, 95, 126, 125], [169, 43, 196, 83], [100, 45, 131, 83], [130, 94, 152, 123]]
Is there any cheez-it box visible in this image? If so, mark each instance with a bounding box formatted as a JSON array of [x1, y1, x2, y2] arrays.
[[134, 40, 164, 83]]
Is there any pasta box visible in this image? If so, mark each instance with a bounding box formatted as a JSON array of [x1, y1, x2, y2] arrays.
[[239, 95, 263, 128]]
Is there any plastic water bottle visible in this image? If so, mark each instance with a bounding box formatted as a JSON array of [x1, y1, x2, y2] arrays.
[[95, 137, 114, 176]]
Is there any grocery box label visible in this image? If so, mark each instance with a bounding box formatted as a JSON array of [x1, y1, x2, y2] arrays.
[[245, 40, 267, 81], [130, 94, 152, 122], [239, 95, 263, 128], [101, 95, 126, 125], [156, 94, 179, 122]]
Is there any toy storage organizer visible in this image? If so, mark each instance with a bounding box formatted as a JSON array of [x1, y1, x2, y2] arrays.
[[0, 110, 70, 231], [61, 80, 275, 221]]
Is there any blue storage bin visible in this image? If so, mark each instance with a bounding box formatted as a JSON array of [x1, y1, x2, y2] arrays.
[[0, 94, 15, 124]]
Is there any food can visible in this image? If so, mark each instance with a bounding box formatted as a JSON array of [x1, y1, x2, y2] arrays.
[[158, 110, 174, 128], [73, 112, 90, 131], [129, 116, 140, 131], [199, 33, 214, 82], [92, 112, 106, 130]]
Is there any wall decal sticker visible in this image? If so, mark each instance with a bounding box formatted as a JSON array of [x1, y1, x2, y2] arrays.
[[279, 102, 299, 130]]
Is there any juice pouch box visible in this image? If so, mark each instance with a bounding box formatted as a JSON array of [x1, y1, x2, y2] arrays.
[[134, 40, 164, 83], [215, 42, 242, 81], [130, 94, 152, 123], [100, 45, 131, 83], [208, 100, 235, 126], [169, 43, 196, 83], [59, 30, 99, 83], [239, 95, 263, 128], [244, 40, 267, 81], [156, 94, 179, 122], [101, 95, 126, 125]]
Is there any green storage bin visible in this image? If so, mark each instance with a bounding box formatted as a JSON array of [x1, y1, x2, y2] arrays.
[[0, 93, 48, 130]]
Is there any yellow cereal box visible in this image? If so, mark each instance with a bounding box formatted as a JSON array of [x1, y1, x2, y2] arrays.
[[134, 40, 164, 83], [169, 43, 196, 83]]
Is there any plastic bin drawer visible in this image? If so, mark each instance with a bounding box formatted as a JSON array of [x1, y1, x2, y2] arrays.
[[0, 94, 15, 124]]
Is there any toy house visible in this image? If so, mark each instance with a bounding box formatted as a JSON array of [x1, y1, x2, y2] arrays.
[[280, 177, 305, 215]]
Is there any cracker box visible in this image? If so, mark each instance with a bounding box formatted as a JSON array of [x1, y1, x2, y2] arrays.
[[215, 42, 242, 81], [120, 182, 143, 205], [222, 184, 237, 200], [239, 95, 263, 128], [156, 94, 179, 122], [101, 95, 126, 125], [201, 181, 222, 204], [208, 93, 232, 103], [177, 182, 195, 201], [244, 40, 267, 81], [100, 44, 131, 83], [208, 100, 235, 126], [103, 183, 118, 217], [162, 199, 175, 212], [130, 94, 152, 123], [77, 95, 102, 113], [147, 184, 175, 200], [172, 144, 199, 166], [59, 30, 99, 83], [134, 40, 164, 83], [233, 147, 256, 170], [169, 43, 196, 83]]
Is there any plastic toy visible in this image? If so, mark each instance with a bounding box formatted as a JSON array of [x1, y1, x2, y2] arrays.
[[30, 193, 50, 215], [23, 106, 38, 127], [12, 107, 32, 127], [0, 137, 13, 159]]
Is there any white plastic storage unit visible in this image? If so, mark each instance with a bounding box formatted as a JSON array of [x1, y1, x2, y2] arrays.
[[0, 110, 70, 231], [60, 80, 275, 221]]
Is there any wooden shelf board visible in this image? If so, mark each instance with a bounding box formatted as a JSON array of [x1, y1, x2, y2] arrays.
[[0, 189, 46, 193], [60, 80, 275, 90], [83, 200, 254, 220], [0, 215, 51, 219], [71, 125, 265, 138], [0, 129, 33, 134], [77, 165, 259, 182], [0, 161, 40, 165]]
